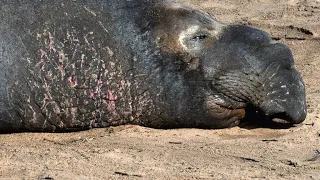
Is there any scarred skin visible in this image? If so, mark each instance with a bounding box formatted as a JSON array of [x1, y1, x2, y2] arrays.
[[0, 0, 306, 132]]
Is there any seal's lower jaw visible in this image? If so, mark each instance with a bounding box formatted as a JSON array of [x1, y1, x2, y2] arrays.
[[204, 98, 246, 128]]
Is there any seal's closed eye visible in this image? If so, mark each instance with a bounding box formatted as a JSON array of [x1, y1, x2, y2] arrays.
[[191, 34, 210, 41]]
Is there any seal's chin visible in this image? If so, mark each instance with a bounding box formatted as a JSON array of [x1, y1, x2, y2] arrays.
[[204, 95, 246, 128]]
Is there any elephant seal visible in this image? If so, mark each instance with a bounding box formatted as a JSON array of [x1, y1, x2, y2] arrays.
[[0, 0, 306, 132]]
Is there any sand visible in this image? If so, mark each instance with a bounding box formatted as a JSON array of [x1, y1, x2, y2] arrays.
[[0, 0, 319, 179]]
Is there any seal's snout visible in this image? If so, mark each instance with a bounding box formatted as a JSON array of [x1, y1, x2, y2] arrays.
[[256, 41, 307, 124], [260, 99, 307, 124], [259, 65, 307, 124]]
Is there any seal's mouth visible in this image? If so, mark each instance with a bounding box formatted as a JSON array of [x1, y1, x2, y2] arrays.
[[241, 104, 295, 129], [205, 90, 302, 128]]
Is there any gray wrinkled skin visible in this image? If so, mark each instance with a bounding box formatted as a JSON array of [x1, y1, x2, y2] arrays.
[[0, 0, 306, 132]]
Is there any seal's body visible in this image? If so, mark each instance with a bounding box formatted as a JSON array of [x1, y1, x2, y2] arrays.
[[0, 0, 306, 132]]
